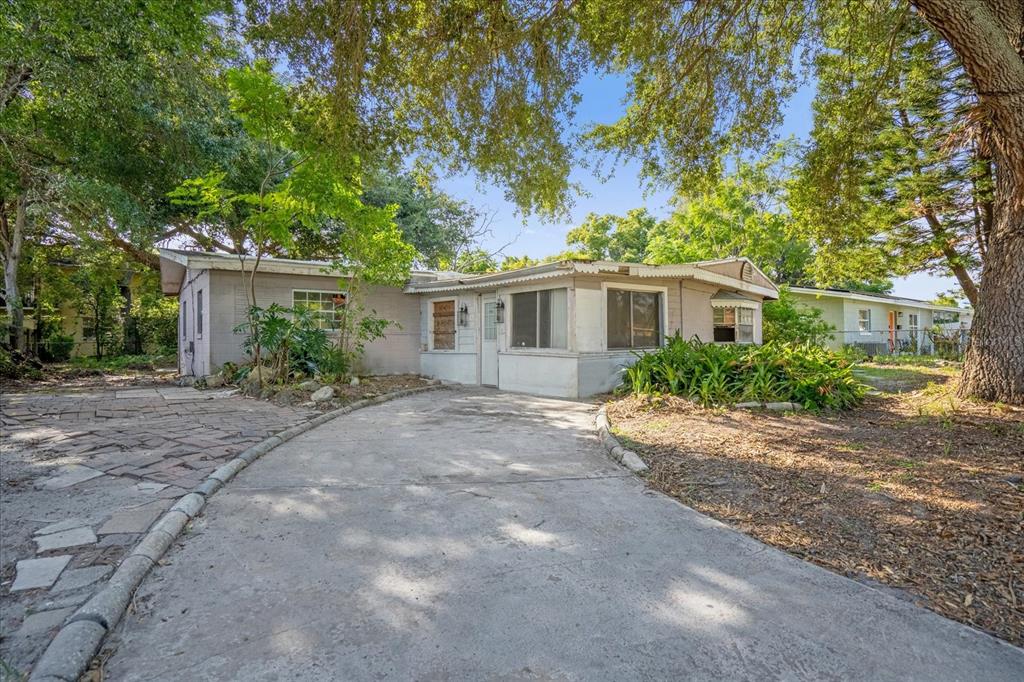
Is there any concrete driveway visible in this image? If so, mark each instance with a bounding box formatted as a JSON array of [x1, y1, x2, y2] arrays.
[[104, 388, 1023, 681]]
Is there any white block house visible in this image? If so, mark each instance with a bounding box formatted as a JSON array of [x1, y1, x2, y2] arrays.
[[159, 250, 779, 398]]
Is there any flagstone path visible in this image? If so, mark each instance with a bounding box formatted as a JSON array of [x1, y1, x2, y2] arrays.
[[0, 382, 314, 676]]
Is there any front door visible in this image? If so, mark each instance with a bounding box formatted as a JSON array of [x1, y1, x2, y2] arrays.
[[481, 294, 498, 386], [887, 310, 897, 352]]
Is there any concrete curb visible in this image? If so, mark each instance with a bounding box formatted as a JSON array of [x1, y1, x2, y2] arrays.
[[595, 405, 648, 474], [28, 382, 446, 682]]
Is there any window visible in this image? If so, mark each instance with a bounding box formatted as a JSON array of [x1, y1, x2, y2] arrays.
[[607, 289, 662, 349], [293, 290, 347, 330], [82, 316, 96, 340], [713, 306, 754, 343], [511, 288, 567, 349], [483, 302, 497, 341], [858, 309, 871, 332], [907, 313, 919, 331], [196, 290, 203, 338], [431, 300, 456, 350]]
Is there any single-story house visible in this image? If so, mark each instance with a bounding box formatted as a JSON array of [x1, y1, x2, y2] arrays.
[[158, 249, 778, 398], [789, 286, 973, 356]]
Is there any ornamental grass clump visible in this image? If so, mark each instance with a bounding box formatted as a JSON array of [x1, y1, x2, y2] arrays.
[[624, 336, 868, 410]]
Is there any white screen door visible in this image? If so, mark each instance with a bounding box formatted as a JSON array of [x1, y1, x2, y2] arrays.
[[481, 294, 498, 386]]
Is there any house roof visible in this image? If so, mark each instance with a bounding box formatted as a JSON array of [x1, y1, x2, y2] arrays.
[[789, 286, 971, 314], [405, 258, 778, 299], [157, 249, 441, 294], [158, 249, 778, 300]]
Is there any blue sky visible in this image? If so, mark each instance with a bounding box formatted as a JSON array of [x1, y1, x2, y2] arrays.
[[436, 73, 955, 302]]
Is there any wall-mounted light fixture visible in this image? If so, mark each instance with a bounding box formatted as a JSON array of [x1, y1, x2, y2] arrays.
[[458, 302, 469, 327], [495, 298, 505, 323]]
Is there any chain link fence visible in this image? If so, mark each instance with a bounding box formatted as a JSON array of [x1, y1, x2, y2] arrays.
[[834, 327, 969, 359]]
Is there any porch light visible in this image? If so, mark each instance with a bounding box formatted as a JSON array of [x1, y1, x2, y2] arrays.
[[458, 303, 469, 327], [495, 298, 505, 323]]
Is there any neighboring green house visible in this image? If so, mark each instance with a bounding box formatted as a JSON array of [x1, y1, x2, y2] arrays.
[[789, 286, 973, 356]]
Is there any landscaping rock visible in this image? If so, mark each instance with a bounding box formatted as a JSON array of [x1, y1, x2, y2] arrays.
[[311, 386, 335, 403], [765, 401, 803, 411], [35, 527, 97, 553], [350, 376, 360, 386], [11, 556, 73, 592], [297, 380, 320, 392], [204, 374, 225, 388], [50, 565, 113, 594]]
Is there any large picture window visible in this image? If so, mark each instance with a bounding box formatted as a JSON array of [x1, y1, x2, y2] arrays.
[[511, 288, 567, 349], [607, 289, 662, 349], [293, 290, 347, 330], [713, 306, 754, 343], [431, 300, 456, 350]]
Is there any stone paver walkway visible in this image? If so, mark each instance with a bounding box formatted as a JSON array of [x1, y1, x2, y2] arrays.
[[0, 382, 314, 676]]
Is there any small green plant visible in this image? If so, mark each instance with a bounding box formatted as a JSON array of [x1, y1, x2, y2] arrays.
[[234, 304, 331, 380], [623, 336, 868, 410], [40, 331, 75, 362]]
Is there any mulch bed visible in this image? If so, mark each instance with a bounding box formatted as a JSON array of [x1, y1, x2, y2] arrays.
[[606, 373, 1024, 646], [258, 374, 433, 411]]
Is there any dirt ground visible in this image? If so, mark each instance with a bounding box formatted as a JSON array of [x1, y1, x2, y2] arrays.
[[257, 374, 434, 410], [605, 363, 1024, 647]]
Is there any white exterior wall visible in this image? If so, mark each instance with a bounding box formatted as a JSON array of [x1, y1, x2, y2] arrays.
[[183, 269, 420, 376], [499, 353, 579, 398], [793, 289, 968, 353], [416, 273, 767, 398], [178, 268, 211, 376], [679, 282, 718, 342], [419, 293, 479, 385]]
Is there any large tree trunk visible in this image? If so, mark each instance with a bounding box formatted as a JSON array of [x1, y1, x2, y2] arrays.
[[912, 0, 1024, 403], [1, 195, 27, 351], [959, 164, 1024, 402]]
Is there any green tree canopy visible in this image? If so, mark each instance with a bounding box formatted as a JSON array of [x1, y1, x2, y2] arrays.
[[790, 14, 990, 306]]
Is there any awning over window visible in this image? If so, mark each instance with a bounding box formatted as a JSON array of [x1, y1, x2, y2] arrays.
[[709, 291, 759, 309]]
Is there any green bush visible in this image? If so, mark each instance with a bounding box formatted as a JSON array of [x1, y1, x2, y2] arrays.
[[624, 336, 868, 410], [234, 304, 331, 379], [762, 287, 835, 345], [41, 332, 75, 362], [0, 347, 18, 378]]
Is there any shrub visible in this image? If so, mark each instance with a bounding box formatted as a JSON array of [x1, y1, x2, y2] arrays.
[[623, 336, 868, 410], [762, 287, 835, 346], [40, 332, 75, 362], [234, 304, 331, 379]]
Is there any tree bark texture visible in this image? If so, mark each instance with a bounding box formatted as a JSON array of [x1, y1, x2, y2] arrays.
[[912, 0, 1024, 403], [1, 195, 27, 351]]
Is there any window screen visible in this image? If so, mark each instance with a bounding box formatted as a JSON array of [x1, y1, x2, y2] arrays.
[[511, 289, 567, 349], [607, 289, 662, 349]]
